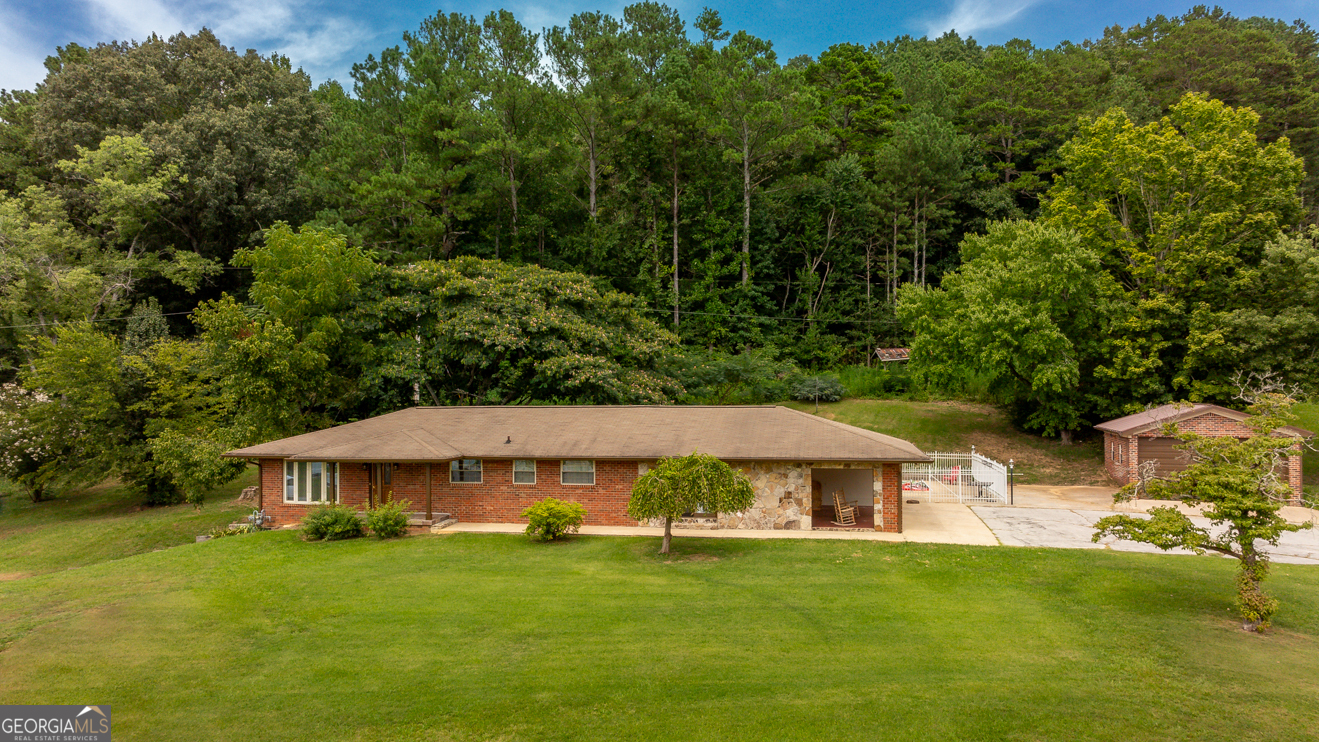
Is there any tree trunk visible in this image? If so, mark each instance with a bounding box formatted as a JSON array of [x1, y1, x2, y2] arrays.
[[1060, 429, 1074, 445], [1237, 552, 1276, 632], [741, 138, 751, 286], [661, 515, 673, 554], [672, 140, 681, 328], [588, 134, 599, 220], [509, 159, 519, 237]]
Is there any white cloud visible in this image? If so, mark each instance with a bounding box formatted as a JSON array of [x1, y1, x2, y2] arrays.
[[925, 0, 1040, 37], [78, 0, 187, 41], [0, 4, 51, 92]]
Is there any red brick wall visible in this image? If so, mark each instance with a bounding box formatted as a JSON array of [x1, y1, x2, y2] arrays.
[[1102, 431, 1128, 483], [1099, 412, 1304, 501], [260, 458, 641, 527], [261, 457, 920, 528], [877, 462, 902, 533], [428, 459, 639, 526]]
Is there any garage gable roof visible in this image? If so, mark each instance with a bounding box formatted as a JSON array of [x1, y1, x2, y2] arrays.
[[224, 405, 931, 463], [1095, 403, 1312, 438]]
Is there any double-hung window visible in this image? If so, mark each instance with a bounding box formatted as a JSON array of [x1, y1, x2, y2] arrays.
[[450, 459, 483, 483], [561, 460, 595, 485], [513, 459, 536, 484], [284, 461, 338, 503]]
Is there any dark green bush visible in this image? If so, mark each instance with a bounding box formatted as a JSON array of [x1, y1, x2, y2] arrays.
[[523, 498, 587, 541], [366, 499, 411, 538], [835, 365, 914, 398], [302, 504, 365, 541], [791, 374, 846, 403]]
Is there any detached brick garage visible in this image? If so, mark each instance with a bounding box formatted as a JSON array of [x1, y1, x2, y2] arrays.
[[224, 405, 930, 533], [1095, 403, 1310, 501]]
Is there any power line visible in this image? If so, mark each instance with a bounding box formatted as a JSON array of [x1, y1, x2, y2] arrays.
[[0, 311, 197, 331]]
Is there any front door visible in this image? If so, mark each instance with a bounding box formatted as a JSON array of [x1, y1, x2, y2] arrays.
[[371, 463, 393, 508]]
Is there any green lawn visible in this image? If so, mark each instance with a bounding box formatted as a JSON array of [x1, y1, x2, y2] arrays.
[[0, 469, 256, 578], [2, 528, 1317, 741], [786, 399, 1108, 485]]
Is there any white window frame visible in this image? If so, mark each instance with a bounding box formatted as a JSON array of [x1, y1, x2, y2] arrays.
[[513, 459, 537, 485], [284, 461, 339, 503], [561, 459, 595, 486], [450, 459, 483, 484]]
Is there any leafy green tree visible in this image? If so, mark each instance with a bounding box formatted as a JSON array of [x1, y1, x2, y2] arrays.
[[305, 12, 485, 259], [898, 221, 1120, 440], [1045, 93, 1304, 403], [195, 223, 376, 440], [668, 347, 794, 404], [545, 11, 630, 221], [808, 43, 901, 160], [696, 11, 820, 285], [354, 257, 683, 409], [17, 320, 239, 505], [27, 31, 322, 290], [1093, 381, 1311, 632], [0, 135, 216, 365], [628, 452, 755, 553]]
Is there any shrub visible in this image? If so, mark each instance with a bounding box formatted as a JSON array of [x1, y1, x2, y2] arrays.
[[367, 499, 412, 539], [835, 365, 914, 398], [523, 498, 587, 541], [207, 524, 252, 538], [302, 504, 365, 541], [791, 374, 846, 404]]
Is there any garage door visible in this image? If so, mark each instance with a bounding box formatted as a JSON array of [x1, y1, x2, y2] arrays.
[[1137, 437, 1192, 477]]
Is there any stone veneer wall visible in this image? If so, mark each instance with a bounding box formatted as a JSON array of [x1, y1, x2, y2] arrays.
[[717, 461, 810, 530]]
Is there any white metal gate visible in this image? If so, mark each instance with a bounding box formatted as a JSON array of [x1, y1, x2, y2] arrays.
[[901, 449, 1009, 504]]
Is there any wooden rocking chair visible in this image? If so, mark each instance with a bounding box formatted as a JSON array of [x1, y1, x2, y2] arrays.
[[832, 490, 858, 527]]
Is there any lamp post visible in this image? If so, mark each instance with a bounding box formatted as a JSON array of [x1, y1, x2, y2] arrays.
[[1008, 459, 1014, 505]]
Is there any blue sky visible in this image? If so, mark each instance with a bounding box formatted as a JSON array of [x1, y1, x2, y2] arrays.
[[2, 0, 1316, 92]]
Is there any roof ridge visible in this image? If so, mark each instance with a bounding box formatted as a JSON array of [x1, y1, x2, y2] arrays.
[[399, 428, 458, 459], [775, 406, 924, 450]]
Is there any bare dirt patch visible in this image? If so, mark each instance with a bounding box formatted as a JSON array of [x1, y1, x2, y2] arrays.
[[664, 553, 721, 563], [0, 572, 29, 581]]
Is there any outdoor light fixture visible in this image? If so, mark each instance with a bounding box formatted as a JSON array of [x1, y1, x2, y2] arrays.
[[505, 436, 512, 444]]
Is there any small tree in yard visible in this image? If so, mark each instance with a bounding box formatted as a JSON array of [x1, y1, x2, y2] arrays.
[[628, 452, 756, 555], [1092, 375, 1312, 632]]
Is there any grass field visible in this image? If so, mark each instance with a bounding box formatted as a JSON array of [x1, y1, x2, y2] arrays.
[[2, 526, 1317, 741], [0, 469, 256, 578], [786, 399, 1108, 485]]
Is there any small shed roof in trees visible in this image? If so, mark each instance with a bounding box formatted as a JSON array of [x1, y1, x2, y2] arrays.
[[224, 405, 931, 463], [1095, 403, 1313, 438], [874, 347, 910, 362]]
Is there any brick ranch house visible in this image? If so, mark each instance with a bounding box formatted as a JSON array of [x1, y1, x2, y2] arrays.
[[224, 405, 930, 533], [1095, 402, 1310, 501]]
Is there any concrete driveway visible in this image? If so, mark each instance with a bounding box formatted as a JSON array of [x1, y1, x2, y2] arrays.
[[972, 502, 1319, 565]]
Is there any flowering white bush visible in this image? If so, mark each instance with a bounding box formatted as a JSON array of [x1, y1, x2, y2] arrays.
[[0, 383, 63, 501]]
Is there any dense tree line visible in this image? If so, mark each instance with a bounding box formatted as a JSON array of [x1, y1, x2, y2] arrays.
[[2, 4, 1319, 501]]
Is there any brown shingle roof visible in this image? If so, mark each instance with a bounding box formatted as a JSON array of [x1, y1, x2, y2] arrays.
[[225, 405, 930, 463], [1095, 402, 1313, 438]]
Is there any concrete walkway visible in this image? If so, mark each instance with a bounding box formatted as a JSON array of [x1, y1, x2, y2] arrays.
[[435, 485, 1319, 564], [440, 502, 999, 547], [974, 485, 1319, 564]]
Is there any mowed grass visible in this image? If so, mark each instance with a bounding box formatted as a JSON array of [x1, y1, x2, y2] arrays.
[[0, 470, 256, 578], [786, 399, 1108, 485], [2, 530, 1318, 741]]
